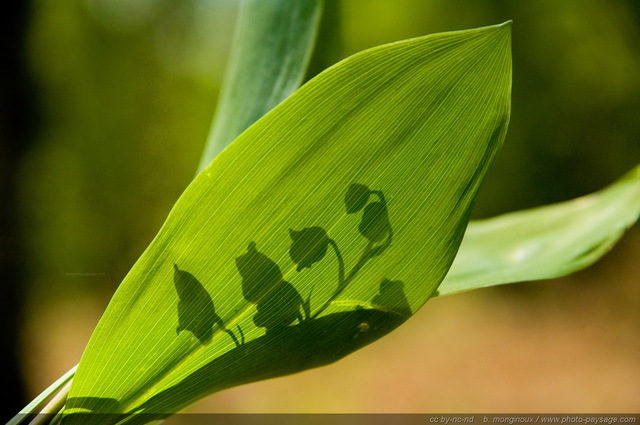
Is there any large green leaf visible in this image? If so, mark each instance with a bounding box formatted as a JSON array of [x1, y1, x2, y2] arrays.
[[196, 0, 323, 172], [61, 23, 512, 423], [17, 166, 639, 425], [437, 165, 640, 296], [21, 169, 638, 425]]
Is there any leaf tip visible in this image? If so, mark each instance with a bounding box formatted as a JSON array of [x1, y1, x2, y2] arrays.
[[491, 20, 513, 40], [486, 20, 512, 33]]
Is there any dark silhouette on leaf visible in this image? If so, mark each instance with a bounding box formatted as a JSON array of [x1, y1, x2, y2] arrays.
[[236, 242, 306, 333], [288, 227, 330, 271], [253, 281, 304, 331], [311, 184, 395, 318], [345, 183, 393, 251], [359, 201, 391, 243], [173, 264, 239, 346], [345, 183, 371, 213], [372, 279, 412, 317], [290, 226, 345, 287], [235, 242, 282, 303], [236, 185, 396, 328]]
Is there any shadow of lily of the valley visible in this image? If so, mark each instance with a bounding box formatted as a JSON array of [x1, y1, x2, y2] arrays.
[[60, 184, 410, 424], [173, 264, 241, 346]]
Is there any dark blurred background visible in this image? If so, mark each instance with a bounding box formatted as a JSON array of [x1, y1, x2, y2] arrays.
[[1, 0, 639, 419]]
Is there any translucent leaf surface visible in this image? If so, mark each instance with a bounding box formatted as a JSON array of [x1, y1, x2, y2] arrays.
[[196, 0, 322, 172], [437, 165, 640, 296], [62, 23, 512, 424]]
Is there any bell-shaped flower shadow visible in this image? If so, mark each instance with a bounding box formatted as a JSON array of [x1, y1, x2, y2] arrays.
[[173, 264, 227, 345], [235, 242, 283, 303], [371, 279, 412, 318], [253, 281, 304, 331], [344, 183, 371, 214], [236, 242, 305, 334], [288, 227, 330, 271], [359, 202, 392, 244]]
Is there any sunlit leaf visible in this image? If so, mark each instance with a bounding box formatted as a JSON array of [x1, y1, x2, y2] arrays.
[[196, 0, 322, 172], [437, 165, 640, 296], [62, 22, 512, 423]]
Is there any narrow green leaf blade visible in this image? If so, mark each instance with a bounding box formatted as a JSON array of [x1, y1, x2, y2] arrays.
[[7, 365, 76, 425], [196, 0, 323, 172], [437, 165, 640, 297], [63, 23, 512, 423]]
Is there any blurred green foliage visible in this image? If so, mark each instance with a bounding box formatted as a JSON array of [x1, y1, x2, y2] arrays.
[[21, 0, 237, 297], [18, 0, 639, 354]]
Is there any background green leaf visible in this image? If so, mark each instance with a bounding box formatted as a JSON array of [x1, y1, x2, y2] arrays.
[[61, 23, 512, 423], [438, 165, 640, 296], [196, 0, 323, 173]]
